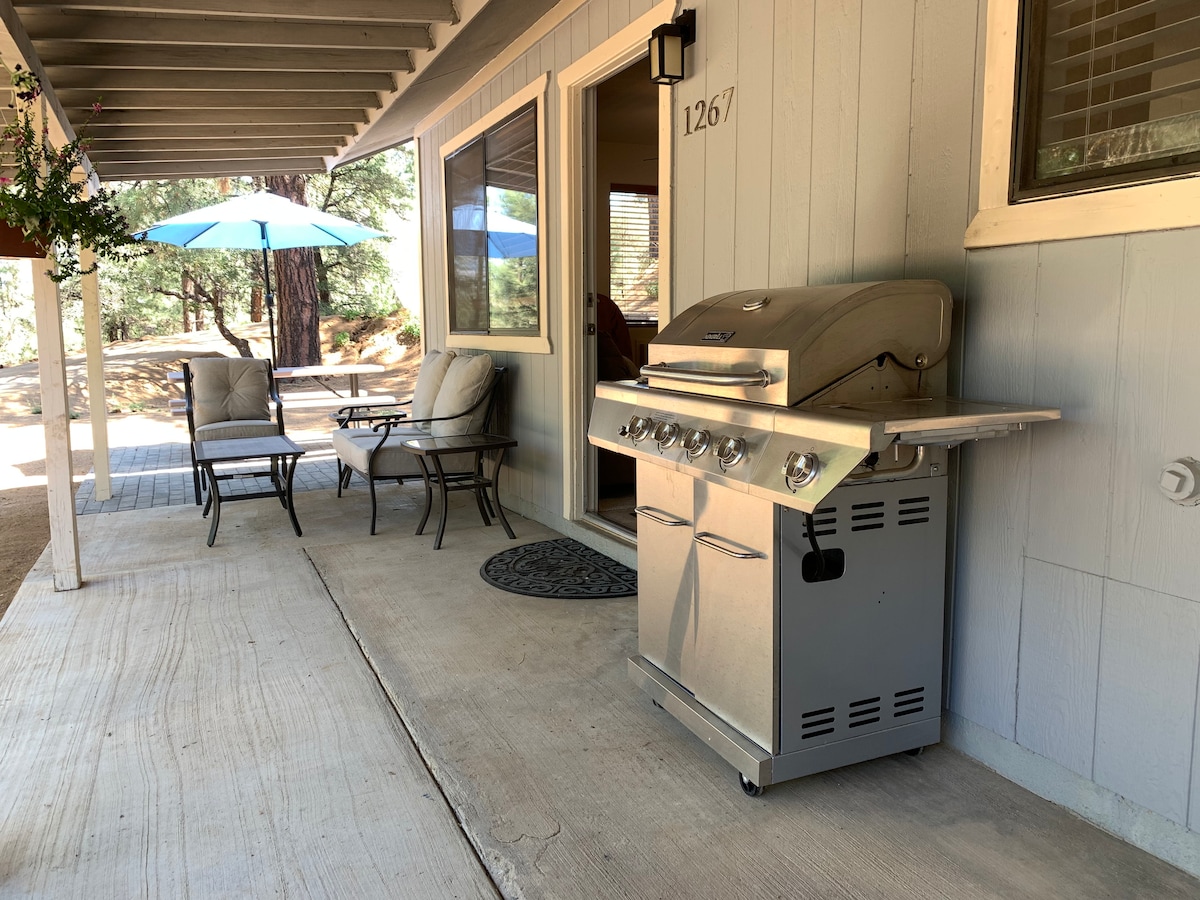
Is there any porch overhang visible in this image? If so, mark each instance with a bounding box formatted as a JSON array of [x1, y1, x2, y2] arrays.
[[0, 0, 563, 182]]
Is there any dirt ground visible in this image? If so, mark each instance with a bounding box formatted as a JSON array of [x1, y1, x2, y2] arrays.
[[0, 316, 422, 620]]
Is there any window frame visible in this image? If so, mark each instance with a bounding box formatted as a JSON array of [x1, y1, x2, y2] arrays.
[[968, 0, 1200, 249], [440, 73, 551, 354]]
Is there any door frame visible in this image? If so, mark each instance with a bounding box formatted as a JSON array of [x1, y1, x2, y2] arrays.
[[557, 0, 676, 524]]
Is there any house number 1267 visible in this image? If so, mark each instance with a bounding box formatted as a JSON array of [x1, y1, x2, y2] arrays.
[[684, 87, 735, 135]]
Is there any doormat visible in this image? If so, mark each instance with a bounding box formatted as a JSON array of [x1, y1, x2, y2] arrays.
[[480, 538, 637, 599]]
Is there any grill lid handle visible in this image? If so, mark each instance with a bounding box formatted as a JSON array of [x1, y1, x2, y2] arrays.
[[640, 363, 771, 388]]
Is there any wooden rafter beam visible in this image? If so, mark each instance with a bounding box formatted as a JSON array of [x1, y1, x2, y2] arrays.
[[58, 89, 383, 109], [13, 0, 458, 24], [21, 13, 434, 50], [84, 122, 357, 138], [45, 68, 396, 92], [90, 108, 368, 126], [85, 135, 346, 151], [86, 145, 340, 162], [35, 42, 415, 72], [98, 159, 327, 179]]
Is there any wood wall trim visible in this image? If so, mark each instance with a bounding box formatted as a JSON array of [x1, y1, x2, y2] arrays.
[[969, 0, 1200, 248]]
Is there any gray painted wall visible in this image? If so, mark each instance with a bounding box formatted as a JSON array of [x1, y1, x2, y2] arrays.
[[415, 0, 1200, 871]]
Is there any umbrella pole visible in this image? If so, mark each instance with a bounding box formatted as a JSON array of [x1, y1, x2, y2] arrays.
[[261, 242, 277, 369]]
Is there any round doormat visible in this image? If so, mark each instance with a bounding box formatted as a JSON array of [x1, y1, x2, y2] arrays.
[[480, 538, 637, 599]]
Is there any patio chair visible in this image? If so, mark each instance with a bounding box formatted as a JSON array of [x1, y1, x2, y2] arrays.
[[183, 357, 285, 505], [332, 351, 506, 534]]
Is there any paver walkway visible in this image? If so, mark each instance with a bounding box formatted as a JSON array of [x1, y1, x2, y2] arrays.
[[75, 437, 342, 514]]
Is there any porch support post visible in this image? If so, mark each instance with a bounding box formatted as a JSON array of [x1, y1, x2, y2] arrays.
[[33, 255, 82, 591], [79, 245, 111, 501]]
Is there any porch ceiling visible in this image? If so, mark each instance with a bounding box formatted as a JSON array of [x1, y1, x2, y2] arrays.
[[0, 0, 560, 182]]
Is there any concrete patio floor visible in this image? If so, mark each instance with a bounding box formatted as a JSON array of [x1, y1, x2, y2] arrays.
[[1, 479, 1197, 898]]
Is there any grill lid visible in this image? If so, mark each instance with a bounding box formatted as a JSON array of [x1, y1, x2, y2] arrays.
[[644, 280, 952, 407]]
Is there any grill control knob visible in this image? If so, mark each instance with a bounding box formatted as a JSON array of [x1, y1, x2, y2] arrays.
[[619, 415, 654, 442], [714, 436, 748, 468], [783, 450, 820, 488], [681, 428, 711, 460], [653, 421, 681, 449]]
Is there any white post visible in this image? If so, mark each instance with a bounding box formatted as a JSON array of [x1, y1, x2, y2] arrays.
[[80, 245, 111, 500], [32, 255, 82, 590]]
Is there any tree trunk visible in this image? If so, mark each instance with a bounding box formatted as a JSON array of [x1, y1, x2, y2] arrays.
[[182, 271, 193, 332], [209, 286, 253, 358], [265, 174, 321, 366], [313, 247, 332, 311], [250, 285, 263, 323]]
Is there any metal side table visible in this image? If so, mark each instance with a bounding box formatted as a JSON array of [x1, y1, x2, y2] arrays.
[[193, 435, 306, 546], [401, 433, 518, 549]]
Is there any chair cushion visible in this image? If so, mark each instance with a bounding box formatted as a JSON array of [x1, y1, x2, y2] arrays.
[[194, 420, 280, 442], [431, 353, 494, 438], [332, 426, 477, 479], [411, 349, 456, 433], [189, 357, 272, 428]]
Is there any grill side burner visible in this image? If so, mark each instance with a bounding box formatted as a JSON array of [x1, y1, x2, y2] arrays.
[[587, 280, 1060, 794]]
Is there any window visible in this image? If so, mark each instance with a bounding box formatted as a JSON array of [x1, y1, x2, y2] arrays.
[[608, 186, 659, 323], [445, 103, 539, 335], [1013, 0, 1200, 200]]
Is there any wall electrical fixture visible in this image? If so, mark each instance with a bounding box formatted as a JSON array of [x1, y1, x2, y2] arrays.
[[649, 8, 696, 85]]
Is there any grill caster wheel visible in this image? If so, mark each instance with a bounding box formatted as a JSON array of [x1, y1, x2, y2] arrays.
[[904, 746, 925, 757], [739, 774, 764, 797]]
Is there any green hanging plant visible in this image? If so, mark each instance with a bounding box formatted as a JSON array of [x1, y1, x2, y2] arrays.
[[0, 65, 146, 282]]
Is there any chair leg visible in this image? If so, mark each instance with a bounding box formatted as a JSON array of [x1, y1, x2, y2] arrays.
[[189, 442, 203, 505], [336, 460, 344, 497], [368, 476, 378, 535]]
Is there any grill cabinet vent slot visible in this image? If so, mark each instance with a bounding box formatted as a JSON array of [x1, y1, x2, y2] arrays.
[[847, 695, 882, 729], [898, 495, 932, 527], [802, 506, 838, 539], [893, 686, 925, 718], [801, 705, 836, 739]]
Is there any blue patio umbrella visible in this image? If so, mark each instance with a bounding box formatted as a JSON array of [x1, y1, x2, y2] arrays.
[[451, 205, 537, 259], [134, 191, 387, 366]]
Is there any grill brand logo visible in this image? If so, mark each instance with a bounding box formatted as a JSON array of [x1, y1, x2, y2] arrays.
[[702, 331, 735, 342]]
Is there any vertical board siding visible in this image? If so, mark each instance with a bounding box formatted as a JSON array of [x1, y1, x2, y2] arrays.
[[905, 0, 980, 294], [1108, 229, 1200, 605], [672, 7, 706, 312], [699, 0, 738, 297], [733, 0, 774, 289], [1027, 236, 1124, 577], [1094, 581, 1200, 826], [767, 0, 816, 289], [807, 0, 861, 286], [851, 0, 915, 282], [1016, 559, 1103, 779], [951, 244, 1039, 738]]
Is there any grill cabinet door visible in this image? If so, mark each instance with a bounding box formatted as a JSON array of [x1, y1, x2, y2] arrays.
[[634, 461, 697, 689], [692, 482, 777, 754]]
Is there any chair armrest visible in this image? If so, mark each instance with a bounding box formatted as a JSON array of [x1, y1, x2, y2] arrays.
[[333, 401, 411, 428]]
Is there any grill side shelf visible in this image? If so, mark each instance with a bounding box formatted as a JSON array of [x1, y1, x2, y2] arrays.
[[813, 397, 1061, 446]]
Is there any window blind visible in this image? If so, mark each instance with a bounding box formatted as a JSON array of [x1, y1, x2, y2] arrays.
[[1015, 0, 1200, 196]]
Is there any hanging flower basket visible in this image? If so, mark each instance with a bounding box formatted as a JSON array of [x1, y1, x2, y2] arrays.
[[0, 65, 145, 280], [0, 220, 48, 259]]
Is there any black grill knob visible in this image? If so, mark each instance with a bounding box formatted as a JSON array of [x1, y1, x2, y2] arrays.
[[681, 428, 711, 460], [714, 435, 747, 467], [653, 421, 681, 449]]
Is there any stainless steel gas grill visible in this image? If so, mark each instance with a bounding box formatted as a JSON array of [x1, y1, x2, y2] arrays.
[[587, 280, 1059, 795]]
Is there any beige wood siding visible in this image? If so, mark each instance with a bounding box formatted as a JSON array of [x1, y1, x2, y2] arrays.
[[415, 0, 1200, 866]]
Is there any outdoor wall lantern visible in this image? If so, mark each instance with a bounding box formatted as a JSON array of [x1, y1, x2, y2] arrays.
[[648, 8, 695, 85]]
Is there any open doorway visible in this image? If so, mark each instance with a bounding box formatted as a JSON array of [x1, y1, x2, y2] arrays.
[[586, 57, 660, 534]]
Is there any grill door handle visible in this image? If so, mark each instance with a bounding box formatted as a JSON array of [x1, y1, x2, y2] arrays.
[[693, 532, 762, 559], [640, 364, 771, 388], [635, 506, 691, 527]]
